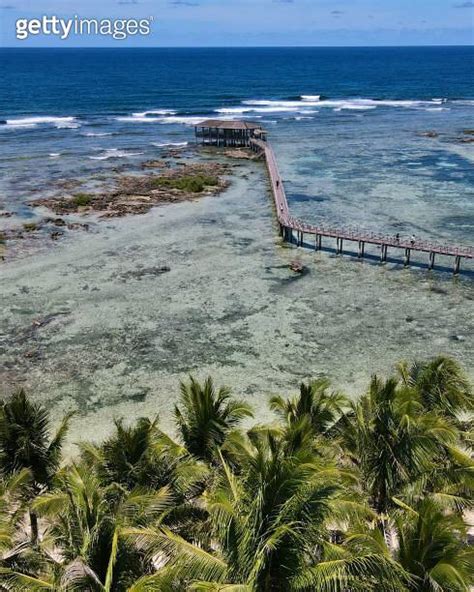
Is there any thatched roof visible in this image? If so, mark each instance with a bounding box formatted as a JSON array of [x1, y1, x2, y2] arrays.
[[196, 119, 263, 130]]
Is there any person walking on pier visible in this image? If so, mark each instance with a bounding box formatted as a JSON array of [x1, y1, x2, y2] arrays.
[[410, 234, 416, 246]]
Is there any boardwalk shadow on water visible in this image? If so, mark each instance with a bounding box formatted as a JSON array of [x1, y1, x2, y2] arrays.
[[294, 238, 474, 279]]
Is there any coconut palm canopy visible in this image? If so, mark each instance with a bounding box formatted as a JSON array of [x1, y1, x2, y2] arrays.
[[0, 356, 472, 592]]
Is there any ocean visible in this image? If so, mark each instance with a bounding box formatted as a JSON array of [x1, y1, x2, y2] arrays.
[[0, 47, 473, 442], [0, 46, 473, 247]]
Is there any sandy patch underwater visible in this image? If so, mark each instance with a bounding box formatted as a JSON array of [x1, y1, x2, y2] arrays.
[[0, 164, 472, 453]]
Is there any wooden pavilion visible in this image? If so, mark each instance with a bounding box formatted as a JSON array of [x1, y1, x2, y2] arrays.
[[195, 119, 266, 147]]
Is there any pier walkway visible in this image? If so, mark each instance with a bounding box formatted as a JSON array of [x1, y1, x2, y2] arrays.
[[249, 138, 473, 275]]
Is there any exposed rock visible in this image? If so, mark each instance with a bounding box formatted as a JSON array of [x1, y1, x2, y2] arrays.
[[417, 131, 439, 138], [32, 162, 230, 219], [55, 179, 82, 190], [120, 266, 171, 280], [141, 160, 170, 169], [45, 217, 67, 226], [223, 148, 261, 160], [66, 222, 89, 231], [289, 260, 304, 273]]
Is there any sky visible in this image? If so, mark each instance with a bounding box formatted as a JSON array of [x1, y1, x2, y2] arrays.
[[0, 0, 473, 47]]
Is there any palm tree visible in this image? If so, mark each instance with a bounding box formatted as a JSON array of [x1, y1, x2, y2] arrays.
[[25, 462, 174, 592], [0, 390, 72, 546], [79, 417, 211, 547], [175, 377, 253, 462], [80, 416, 209, 500], [337, 376, 457, 515], [396, 497, 474, 591], [397, 356, 472, 420], [126, 427, 407, 591], [270, 378, 349, 436], [0, 359, 472, 591], [0, 469, 32, 567]]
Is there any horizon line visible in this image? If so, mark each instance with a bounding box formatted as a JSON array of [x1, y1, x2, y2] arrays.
[[1, 43, 473, 49]]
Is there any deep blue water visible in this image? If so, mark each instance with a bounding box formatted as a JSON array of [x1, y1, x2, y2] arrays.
[[0, 47, 473, 115], [0, 47, 473, 256]]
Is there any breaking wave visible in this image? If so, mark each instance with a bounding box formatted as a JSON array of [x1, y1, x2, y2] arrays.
[[151, 141, 189, 147], [3, 116, 79, 129], [88, 148, 144, 161], [116, 115, 203, 125], [82, 131, 114, 137], [215, 97, 450, 115]]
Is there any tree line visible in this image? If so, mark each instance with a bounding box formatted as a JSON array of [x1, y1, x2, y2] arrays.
[[0, 356, 473, 591]]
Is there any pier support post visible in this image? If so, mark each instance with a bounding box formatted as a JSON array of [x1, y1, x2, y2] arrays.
[[404, 248, 411, 267], [453, 256, 461, 275], [428, 252, 435, 270], [336, 238, 343, 255], [358, 241, 365, 258], [381, 244, 388, 263]]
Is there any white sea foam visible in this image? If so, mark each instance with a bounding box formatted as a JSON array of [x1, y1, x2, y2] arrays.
[[2, 123, 37, 129], [132, 110, 177, 117], [82, 132, 114, 137], [116, 116, 165, 123], [55, 122, 81, 129], [116, 115, 203, 125], [334, 105, 377, 111], [216, 105, 301, 114], [452, 99, 474, 106], [49, 153, 61, 158], [5, 116, 77, 127], [89, 148, 144, 161], [151, 141, 189, 147], [155, 116, 206, 125], [243, 99, 321, 108], [231, 97, 452, 113]]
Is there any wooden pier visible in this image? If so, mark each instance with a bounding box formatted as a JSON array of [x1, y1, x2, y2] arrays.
[[196, 121, 473, 274], [250, 137, 472, 275]]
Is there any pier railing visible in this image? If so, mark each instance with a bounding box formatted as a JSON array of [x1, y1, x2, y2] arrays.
[[249, 138, 473, 274]]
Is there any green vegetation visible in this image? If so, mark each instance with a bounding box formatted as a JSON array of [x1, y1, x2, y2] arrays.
[[72, 193, 94, 207], [0, 356, 472, 591], [151, 173, 219, 193], [22, 222, 39, 232]]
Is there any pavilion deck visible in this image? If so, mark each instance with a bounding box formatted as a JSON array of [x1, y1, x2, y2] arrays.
[[195, 119, 266, 147]]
